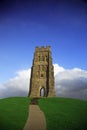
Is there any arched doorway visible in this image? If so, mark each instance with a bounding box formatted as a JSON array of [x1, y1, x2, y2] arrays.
[[40, 87, 45, 97]]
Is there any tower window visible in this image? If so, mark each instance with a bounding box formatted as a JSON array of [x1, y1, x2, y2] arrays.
[[46, 56, 48, 61], [41, 74, 43, 77], [38, 56, 40, 61]]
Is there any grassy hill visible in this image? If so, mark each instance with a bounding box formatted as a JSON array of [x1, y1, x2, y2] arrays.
[[0, 97, 30, 130], [39, 98, 87, 130], [0, 97, 87, 130]]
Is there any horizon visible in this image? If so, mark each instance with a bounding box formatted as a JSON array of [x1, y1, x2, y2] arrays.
[[0, 0, 87, 100]]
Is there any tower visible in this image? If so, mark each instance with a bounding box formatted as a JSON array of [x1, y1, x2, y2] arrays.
[[28, 46, 55, 97]]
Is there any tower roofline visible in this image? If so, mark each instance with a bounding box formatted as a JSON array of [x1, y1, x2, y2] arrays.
[[35, 46, 51, 51]]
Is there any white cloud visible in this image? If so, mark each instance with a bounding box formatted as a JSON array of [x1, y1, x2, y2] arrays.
[[0, 69, 31, 98], [53, 64, 65, 76], [54, 64, 87, 100], [0, 64, 87, 100]]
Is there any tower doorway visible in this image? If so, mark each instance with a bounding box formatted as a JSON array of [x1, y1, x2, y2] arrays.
[[40, 87, 45, 97]]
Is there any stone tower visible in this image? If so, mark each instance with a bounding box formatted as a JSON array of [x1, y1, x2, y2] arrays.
[[28, 46, 55, 97]]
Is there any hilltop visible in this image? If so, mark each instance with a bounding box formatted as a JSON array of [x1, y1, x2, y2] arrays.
[[0, 97, 87, 130]]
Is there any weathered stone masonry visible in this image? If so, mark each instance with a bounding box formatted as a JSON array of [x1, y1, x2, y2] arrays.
[[28, 46, 55, 97]]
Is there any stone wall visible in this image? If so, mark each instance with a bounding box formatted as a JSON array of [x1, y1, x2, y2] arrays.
[[28, 46, 55, 97]]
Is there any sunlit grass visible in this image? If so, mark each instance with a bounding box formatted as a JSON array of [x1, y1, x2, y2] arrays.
[[0, 97, 30, 130], [38, 97, 87, 130], [0, 97, 87, 130]]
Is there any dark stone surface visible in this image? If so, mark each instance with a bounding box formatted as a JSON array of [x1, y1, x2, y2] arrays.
[[30, 98, 40, 105]]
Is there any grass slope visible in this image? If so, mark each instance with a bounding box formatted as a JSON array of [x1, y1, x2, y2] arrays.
[[38, 97, 87, 130], [0, 97, 87, 130], [0, 97, 30, 130]]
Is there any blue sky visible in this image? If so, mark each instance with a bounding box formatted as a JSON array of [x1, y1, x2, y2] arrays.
[[0, 0, 87, 99], [0, 0, 87, 83]]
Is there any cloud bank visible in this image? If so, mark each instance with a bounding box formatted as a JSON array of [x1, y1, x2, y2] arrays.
[[0, 69, 31, 98], [0, 64, 87, 100], [54, 64, 87, 100]]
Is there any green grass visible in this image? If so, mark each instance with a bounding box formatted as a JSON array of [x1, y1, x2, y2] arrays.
[[38, 97, 87, 130], [0, 97, 87, 130], [0, 97, 30, 130]]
